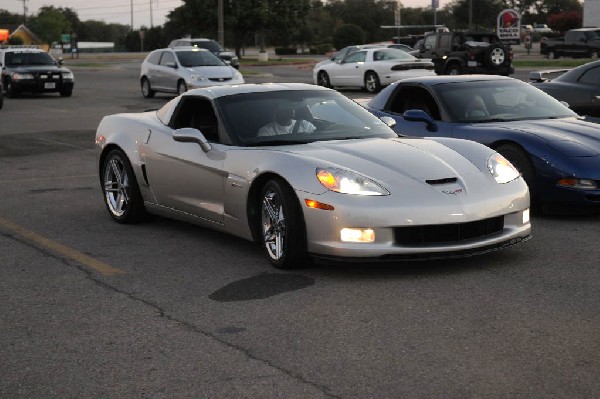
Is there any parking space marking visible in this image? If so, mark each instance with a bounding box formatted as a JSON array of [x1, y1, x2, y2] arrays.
[[0, 216, 126, 276], [0, 174, 96, 184]]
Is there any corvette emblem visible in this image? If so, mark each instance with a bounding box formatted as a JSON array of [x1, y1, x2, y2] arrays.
[[442, 188, 463, 195]]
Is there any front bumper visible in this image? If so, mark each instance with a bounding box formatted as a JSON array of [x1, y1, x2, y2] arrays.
[[11, 78, 74, 94]]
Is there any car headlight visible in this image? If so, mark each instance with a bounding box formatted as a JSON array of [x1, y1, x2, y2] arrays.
[[190, 74, 207, 82], [316, 168, 389, 196], [12, 72, 34, 80], [62, 71, 74, 80], [487, 153, 520, 184]]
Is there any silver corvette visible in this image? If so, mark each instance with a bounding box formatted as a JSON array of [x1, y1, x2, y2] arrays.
[[95, 83, 531, 268]]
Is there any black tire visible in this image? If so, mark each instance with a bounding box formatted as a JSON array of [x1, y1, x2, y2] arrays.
[[141, 77, 155, 98], [364, 71, 381, 93], [317, 71, 331, 88], [496, 144, 539, 211], [485, 45, 506, 69], [101, 148, 147, 224], [177, 80, 187, 95], [5, 78, 19, 98], [445, 63, 461, 75], [259, 178, 308, 269], [60, 87, 73, 97]]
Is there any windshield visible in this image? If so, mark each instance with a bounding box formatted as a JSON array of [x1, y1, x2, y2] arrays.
[[176, 50, 225, 67], [190, 40, 224, 52], [436, 80, 577, 123], [216, 90, 397, 146], [5, 51, 56, 66]]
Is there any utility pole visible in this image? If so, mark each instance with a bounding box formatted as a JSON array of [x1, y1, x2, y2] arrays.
[[130, 0, 134, 30], [17, 0, 29, 25], [218, 0, 224, 46], [150, 0, 155, 28]]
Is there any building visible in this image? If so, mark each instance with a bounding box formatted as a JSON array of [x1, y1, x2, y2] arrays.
[[584, 0, 600, 27]]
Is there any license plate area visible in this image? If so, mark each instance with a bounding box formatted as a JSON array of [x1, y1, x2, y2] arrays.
[[44, 82, 56, 89]]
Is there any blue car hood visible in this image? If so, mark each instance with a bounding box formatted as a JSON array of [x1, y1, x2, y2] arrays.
[[483, 118, 600, 157]]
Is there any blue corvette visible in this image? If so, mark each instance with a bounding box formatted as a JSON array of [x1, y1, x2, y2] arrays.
[[365, 75, 600, 212]]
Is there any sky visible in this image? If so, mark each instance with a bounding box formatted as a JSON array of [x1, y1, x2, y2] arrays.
[[1, 0, 440, 30]]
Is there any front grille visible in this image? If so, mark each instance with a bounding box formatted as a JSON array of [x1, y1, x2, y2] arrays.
[[208, 77, 232, 82], [394, 216, 504, 245]]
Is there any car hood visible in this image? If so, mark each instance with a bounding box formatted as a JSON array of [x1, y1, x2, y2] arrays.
[[186, 66, 235, 78], [280, 137, 485, 184], [481, 118, 600, 156], [7, 65, 70, 73]]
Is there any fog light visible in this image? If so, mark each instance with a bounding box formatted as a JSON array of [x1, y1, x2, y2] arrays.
[[341, 228, 375, 243], [522, 208, 530, 224]]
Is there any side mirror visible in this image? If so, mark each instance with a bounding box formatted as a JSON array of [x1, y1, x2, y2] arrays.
[[560, 100, 570, 108], [403, 109, 438, 132], [166, 62, 177, 69], [57, 56, 64, 65], [379, 116, 397, 128], [172, 128, 212, 152]]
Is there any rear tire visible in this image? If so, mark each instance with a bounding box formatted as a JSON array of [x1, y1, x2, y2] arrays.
[[141, 77, 155, 98], [364, 71, 381, 93], [5, 78, 19, 98], [260, 178, 308, 269]]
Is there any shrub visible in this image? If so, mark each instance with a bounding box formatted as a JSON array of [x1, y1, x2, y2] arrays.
[[332, 24, 365, 50]]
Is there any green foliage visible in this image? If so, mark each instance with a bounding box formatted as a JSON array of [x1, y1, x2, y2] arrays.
[[8, 36, 24, 45], [28, 6, 72, 44], [332, 24, 365, 50], [445, 0, 504, 30], [310, 43, 333, 55]]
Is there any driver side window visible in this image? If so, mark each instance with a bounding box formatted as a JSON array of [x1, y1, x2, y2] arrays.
[[343, 51, 366, 63], [170, 97, 220, 143]]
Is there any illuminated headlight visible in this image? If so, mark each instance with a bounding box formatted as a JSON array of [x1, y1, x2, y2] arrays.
[[341, 228, 375, 243], [487, 153, 520, 184], [557, 178, 598, 190], [316, 168, 389, 196], [62, 71, 74, 80], [190, 74, 207, 82], [12, 72, 34, 80], [522, 208, 530, 224]]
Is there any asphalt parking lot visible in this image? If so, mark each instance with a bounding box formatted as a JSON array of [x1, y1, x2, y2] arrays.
[[1, 58, 599, 398]]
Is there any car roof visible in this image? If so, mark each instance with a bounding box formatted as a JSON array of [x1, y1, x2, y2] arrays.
[[157, 46, 211, 53], [182, 83, 331, 99]]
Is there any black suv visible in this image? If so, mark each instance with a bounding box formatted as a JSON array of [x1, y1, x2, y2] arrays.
[[169, 38, 240, 69], [0, 46, 74, 97], [417, 31, 513, 76]]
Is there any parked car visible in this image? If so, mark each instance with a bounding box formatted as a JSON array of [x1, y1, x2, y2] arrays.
[[533, 23, 552, 33], [365, 75, 600, 212], [0, 46, 74, 98], [312, 44, 386, 73], [416, 31, 513, 76], [313, 47, 434, 93], [96, 83, 531, 268], [387, 43, 420, 56], [169, 38, 239, 69], [140, 47, 244, 98], [540, 28, 600, 59], [529, 60, 600, 117]]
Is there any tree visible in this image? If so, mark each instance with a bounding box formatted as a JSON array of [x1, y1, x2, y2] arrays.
[[547, 11, 582, 32], [446, 0, 504, 30], [332, 24, 365, 50], [28, 6, 72, 44]]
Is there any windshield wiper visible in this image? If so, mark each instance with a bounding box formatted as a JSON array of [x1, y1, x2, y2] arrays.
[[246, 139, 310, 147]]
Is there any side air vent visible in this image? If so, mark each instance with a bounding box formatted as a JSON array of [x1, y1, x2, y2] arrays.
[[426, 177, 457, 185]]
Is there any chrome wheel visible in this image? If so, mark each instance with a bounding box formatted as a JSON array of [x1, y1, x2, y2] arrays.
[[262, 187, 286, 261], [103, 155, 131, 218], [101, 149, 146, 223]]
